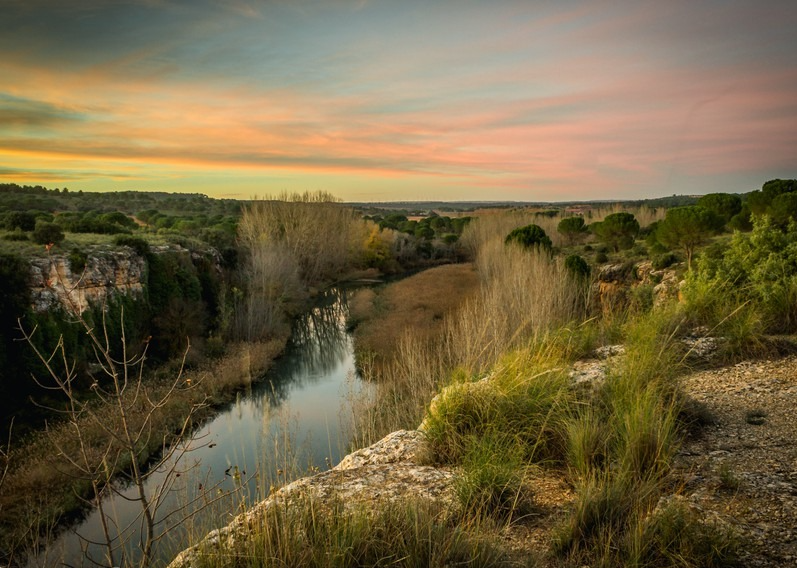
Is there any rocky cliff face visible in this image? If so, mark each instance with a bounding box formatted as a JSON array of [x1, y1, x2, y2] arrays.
[[29, 249, 147, 313]]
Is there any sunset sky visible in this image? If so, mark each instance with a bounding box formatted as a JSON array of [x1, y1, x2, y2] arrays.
[[1, 0, 795, 201]]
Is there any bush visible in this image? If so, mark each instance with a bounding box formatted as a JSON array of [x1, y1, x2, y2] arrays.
[[652, 252, 678, 270], [31, 221, 64, 245], [504, 224, 552, 250], [68, 249, 88, 273], [1, 232, 28, 242], [595, 252, 608, 263], [565, 254, 591, 279], [113, 235, 151, 256]]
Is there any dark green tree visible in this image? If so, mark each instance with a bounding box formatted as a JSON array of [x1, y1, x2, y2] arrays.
[[564, 254, 591, 279], [697, 193, 742, 224], [31, 221, 65, 245], [5, 211, 36, 232], [769, 192, 797, 226], [505, 224, 552, 250], [591, 212, 639, 252], [557, 216, 589, 245], [656, 206, 723, 269]]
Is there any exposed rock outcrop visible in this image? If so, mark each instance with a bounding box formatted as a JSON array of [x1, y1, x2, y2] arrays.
[[168, 430, 456, 568], [29, 249, 146, 313]]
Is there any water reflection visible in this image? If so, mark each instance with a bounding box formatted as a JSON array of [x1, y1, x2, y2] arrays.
[[34, 286, 368, 568]]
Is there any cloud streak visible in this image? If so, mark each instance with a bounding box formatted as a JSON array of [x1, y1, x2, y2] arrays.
[[0, 0, 794, 200]]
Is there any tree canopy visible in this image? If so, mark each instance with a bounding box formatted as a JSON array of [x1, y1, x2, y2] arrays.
[[557, 216, 589, 245], [655, 205, 723, 269], [505, 224, 552, 250], [697, 193, 741, 223], [591, 212, 639, 252]]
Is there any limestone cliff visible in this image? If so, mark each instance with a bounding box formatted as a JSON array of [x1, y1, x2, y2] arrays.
[[29, 249, 146, 313], [27, 244, 219, 314]]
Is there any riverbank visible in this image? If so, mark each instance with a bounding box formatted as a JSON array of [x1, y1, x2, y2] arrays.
[[0, 337, 287, 561]]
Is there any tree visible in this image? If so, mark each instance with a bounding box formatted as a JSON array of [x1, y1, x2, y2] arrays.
[[591, 212, 639, 252], [4, 211, 36, 232], [769, 192, 797, 226], [504, 224, 552, 250], [656, 206, 723, 269], [697, 193, 742, 224], [557, 216, 589, 245], [31, 221, 64, 245]]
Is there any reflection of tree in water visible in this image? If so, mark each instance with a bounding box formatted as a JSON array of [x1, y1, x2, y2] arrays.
[[251, 287, 355, 411]]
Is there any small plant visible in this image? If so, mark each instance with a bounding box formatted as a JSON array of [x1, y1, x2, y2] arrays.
[[745, 408, 767, 425], [68, 249, 88, 273], [595, 252, 608, 263], [718, 462, 740, 491]]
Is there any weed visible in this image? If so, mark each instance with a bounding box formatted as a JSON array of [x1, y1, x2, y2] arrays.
[[745, 408, 767, 425]]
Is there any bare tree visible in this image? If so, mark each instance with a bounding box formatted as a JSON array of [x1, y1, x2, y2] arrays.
[[17, 255, 220, 568]]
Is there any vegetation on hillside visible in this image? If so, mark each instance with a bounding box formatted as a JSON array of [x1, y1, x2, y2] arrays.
[[3, 178, 797, 567]]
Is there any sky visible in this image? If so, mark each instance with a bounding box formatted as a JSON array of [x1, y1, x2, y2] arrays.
[[0, 0, 795, 202]]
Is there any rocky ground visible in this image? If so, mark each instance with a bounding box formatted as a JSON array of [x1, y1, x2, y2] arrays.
[[170, 354, 797, 568], [674, 356, 797, 568]]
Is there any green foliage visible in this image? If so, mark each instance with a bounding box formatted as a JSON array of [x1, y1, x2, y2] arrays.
[[455, 435, 531, 520], [745, 178, 797, 219], [727, 205, 753, 232], [31, 221, 64, 245], [591, 212, 639, 252], [636, 499, 740, 567], [595, 252, 608, 263], [683, 215, 797, 333], [504, 224, 552, 250], [656, 206, 723, 268], [565, 254, 591, 279], [557, 216, 589, 245], [652, 252, 678, 270], [67, 249, 88, 273], [113, 234, 151, 256], [0, 254, 32, 414], [2, 231, 28, 242], [697, 193, 742, 223], [4, 211, 36, 231]]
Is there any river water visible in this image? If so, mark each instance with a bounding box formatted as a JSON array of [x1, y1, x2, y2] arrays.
[[35, 286, 370, 567]]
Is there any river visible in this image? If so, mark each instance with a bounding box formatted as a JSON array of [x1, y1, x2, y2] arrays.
[[34, 286, 370, 567]]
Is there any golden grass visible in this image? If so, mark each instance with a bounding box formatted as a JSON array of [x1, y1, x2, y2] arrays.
[[352, 263, 480, 367]]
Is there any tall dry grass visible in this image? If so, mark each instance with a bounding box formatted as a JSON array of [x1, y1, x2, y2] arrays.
[[352, 213, 591, 446], [235, 191, 363, 340]]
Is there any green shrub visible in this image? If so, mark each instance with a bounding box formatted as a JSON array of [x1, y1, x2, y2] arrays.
[[652, 252, 678, 270], [504, 224, 552, 250], [595, 252, 608, 263], [68, 249, 88, 273], [31, 221, 64, 245], [565, 254, 591, 280], [113, 235, 151, 256], [1, 232, 28, 242]]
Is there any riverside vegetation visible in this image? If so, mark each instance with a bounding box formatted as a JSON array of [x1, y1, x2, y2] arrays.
[[3, 179, 797, 566], [0, 187, 468, 564]]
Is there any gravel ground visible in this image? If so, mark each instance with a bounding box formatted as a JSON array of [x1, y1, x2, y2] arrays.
[[675, 356, 797, 568]]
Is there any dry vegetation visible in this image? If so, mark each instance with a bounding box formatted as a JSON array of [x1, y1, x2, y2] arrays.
[[0, 338, 285, 561], [350, 263, 480, 367]]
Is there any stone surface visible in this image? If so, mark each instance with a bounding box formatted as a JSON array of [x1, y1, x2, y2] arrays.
[[168, 430, 456, 568], [29, 250, 146, 313], [674, 356, 797, 568]]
